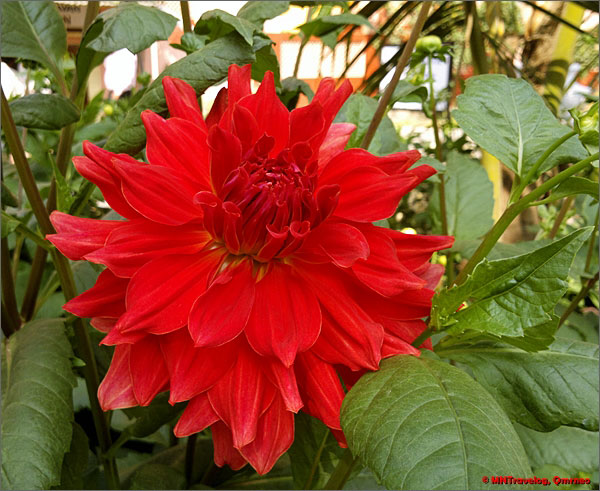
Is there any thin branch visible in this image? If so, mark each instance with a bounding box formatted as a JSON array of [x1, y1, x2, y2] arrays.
[[180, 1, 192, 33], [558, 272, 599, 327], [360, 2, 432, 150], [1, 237, 21, 334]]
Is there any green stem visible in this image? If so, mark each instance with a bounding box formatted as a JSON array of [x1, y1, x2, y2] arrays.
[[323, 448, 358, 490], [293, 37, 309, 78], [303, 431, 330, 489], [558, 272, 599, 327], [455, 152, 599, 286], [584, 208, 599, 273], [180, 1, 192, 33], [549, 195, 574, 239], [185, 434, 198, 486], [1, 237, 21, 335], [412, 326, 434, 348], [360, 2, 432, 150], [20, 247, 48, 321], [509, 130, 577, 203]]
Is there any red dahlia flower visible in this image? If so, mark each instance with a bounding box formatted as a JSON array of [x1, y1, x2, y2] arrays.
[[48, 64, 453, 474]]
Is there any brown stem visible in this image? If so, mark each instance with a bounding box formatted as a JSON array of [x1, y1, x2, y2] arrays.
[[180, 1, 192, 33], [549, 196, 574, 239], [584, 208, 599, 273], [360, 2, 432, 150], [2, 237, 21, 334], [558, 272, 599, 327], [20, 247, 48, 321]]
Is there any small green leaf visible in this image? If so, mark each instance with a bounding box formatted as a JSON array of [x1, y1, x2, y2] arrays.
[[278, 77, 314, 109], [237, 1, 290, 28], [514, 424, 599, 475], [341, 355, 531, 490], [9, 94, 80, 130], [437, 338, 599, 432], [433, 227, 591, 336], [251, 34, 280, 85], [534, 177, 599, 205], [104, 34, 255, 155], [334, 94, 405, 156], [195, 9, 258, 46], [88, 3, 177, 54], [390, 80, 428, 105], [2, 182, 19, 208], [1, 2, 66, 78], [122, 393, 184, 438], [429, 151, 494, 240], [288, 413, 346, 490], [2, 319, 77, 490], [299, 13, 374, 50], [53, 423, 89, 490], [453, 75, 587, 179], [170, 32, 208, 54]]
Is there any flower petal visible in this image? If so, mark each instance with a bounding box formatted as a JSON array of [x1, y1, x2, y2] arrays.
[[162, 76, 206, 130], [98, 345, 136, 410], [208, 125, 243, 195], [266, 360, 303, 413], [318, 123, 356, 169], [174, 393, 220, 437], [63, 269, 128, 318], [387, 230, 454, 269], [211, 422, 247, 471], [129, 336, 169, 406], [189, 260, 255, 348], [245, 264, 321, 366]]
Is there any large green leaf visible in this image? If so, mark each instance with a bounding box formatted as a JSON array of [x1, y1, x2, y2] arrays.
[[432, 227, 592, 337], [1, 319, 77, 490], [429, 151, 494, 240], [288, 413, 346, 489], [437, 338, 599, 432], [341, 355, 531, 490], [195, 9, 256, 46], [53, 423, 89, 490], [104, 34, 255, 155], [299, 13, 374, 50], [334, 93, 406, 156], [9, 94, 80, 130], [1, 2, 66, 79], [129, 464, 186, 490], [514, 424, 599, 475], [87, 2, 177, 54], [237, 1, 290, 27], [453, 75, 587, 179]]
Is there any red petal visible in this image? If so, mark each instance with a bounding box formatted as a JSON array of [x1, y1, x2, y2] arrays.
[[387, 230, 454, 269], [313, 78, 353, 128], [238, 71, 290, 157], [352, 224, 426, 296], [297, 220, 369, 268], [63, 269, 128, 318], [174, 393, 219, 437], [211, 422, 248, 471], [90, 317, 116, 333], [113, 160, 200, 226], [295, 352, 344, 430], [239, 396, 294, 475], [47, 211, 122, 260], [245, 264, 321, 366], [117, 250, 224, 334], [189, 260, 255, 348], [206, 87, 228, 128], [208, 125, 242, 195], [162, 76, 206, 131], [318, 123, 355, 169], [266, 360, 303, 413], [208, 348, 269, 448], [129, 336, 169, 406], [142, 111, 211, 190], [85, 221, 209, 277], [228, 64, 252, 106], [415, 262, 445, 290], [98, 345, 136, 410], [381, 332, 420, 358], [161, 329, 238, 403], [289, 103, 325, 154]]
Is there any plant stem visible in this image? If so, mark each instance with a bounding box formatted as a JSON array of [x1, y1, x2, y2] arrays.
[[1, 237, 21, 335], [185, 434, 198, 486], [1, 88, 119, 489], [20, 247, 47, 321], [509, 130, 578, 203], [412, 326, 434, 348], [323, 448, 358, 490], [293, 37, 308, 78], [180, 1, 192, 33], [584, 208, 599, 273], [558, 272, 599, 327], [360, 1, 432, 150], [454, 152, 599, 286], [549, 196, 574, 239]]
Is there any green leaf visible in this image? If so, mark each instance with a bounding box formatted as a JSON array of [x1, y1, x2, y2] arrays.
[[104, 34, 254, 155], [334, 94, 405, 156], [432, 227, 592, 336], [514, 424, 599, 475], [53, 423, 89, 490], [429, 151, 494, 240], [170, 32, 209, 54], [535, 177, 599, 205], [1, 319, 77, 490], [341, 355, 531, 490], [1, 181, 18, 208], [129, 464, 186, 490], [251, 34, 281, 85], [288, 413, 346, 490], [237, 1, 290, 28], [390, 80, 428, 105], [1, 211, 51, 250], [437, 338, 599, 432], [9, 94, 80, 130], [195, 9, 257, 46], [87, 3, 177, 54], [123, 393, 184, 439], [278, 77, 314, 109], [299, 13, 374, 50], [453, 75, 587, 178], [1, 2, 66, 79], [48, 157, 75, 213]]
